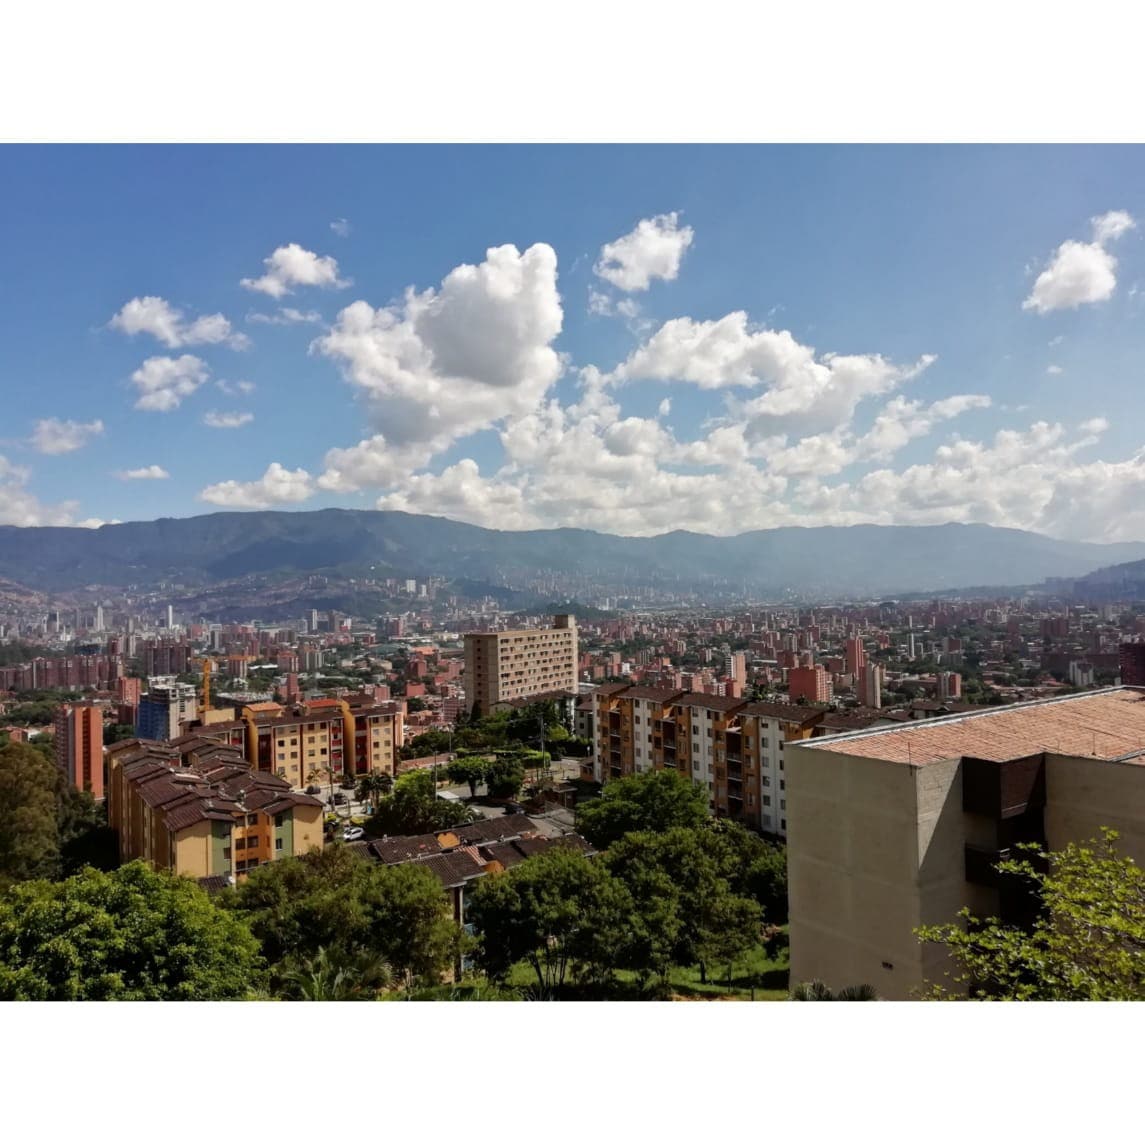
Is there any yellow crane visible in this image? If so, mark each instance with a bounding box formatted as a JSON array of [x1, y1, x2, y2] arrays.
[[194, 655, 214, 712]]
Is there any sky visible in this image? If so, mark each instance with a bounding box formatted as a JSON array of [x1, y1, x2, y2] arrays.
[[2, 144, 1145, 542]]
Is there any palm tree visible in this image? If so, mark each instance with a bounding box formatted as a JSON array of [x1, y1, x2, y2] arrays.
[[355, 772, 393, 811], [790, 979, 877, 1000], [280, 946, 394, 1001]]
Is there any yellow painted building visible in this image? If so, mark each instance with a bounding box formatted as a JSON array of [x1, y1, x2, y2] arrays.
[[106, 737, 324, 882]]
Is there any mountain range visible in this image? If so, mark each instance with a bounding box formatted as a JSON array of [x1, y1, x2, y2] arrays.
[[1, 509, 1144, 599]]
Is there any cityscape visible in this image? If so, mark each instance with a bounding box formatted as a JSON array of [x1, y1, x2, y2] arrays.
[[1, 142, 1144, 1008]]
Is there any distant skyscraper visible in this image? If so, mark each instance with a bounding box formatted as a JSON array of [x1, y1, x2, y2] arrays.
[[845, 637, 866, 678], [54, 703, 105, 799], [94, 604, 105, 632], [859, 663, 882, 709], [907, 632, 917, 660], [937, 671, 962, 701], [787, 664, 832, 704], [1120, 642, 1145, 686], [166, 604, 175, 629]]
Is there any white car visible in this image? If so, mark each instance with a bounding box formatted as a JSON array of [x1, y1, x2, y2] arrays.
[[342, 826, 365, 842]]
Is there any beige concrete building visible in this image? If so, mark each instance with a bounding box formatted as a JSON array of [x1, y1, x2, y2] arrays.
[[464, 615, 578, 717], [786, 686, 1145, 1000], [106, 736, 324, 883]]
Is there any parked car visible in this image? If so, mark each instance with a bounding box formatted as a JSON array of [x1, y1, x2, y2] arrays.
[[305, 785, 321, 795], [342, 825, 365, 842], [330, 792, 348, 806], [503, 801, 525, 815]]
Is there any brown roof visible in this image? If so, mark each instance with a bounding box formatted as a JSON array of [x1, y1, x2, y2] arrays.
[[593, 684, 631, 697], [740, 701, 825, 726], [453, 814, 539, 845], [677, 693, 748, 713], [369, 834, 443, 864], [807, 687, 1145, 766], [619, 686, 688, 702], [419, 849, 487, 888]]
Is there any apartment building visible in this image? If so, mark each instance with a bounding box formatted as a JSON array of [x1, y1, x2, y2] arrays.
[[106, 737, 324, 881], [464, 614, 578, 716], [787, 664, 832, 703], [54, 702, 105, 799], [589, 684, 821, 838], [136, 680, 198, 741], [194, 694, 404, 789], [786, 686, 1145, 1000]]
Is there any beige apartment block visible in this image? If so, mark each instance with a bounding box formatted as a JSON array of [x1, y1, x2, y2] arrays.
[[464, 615, 578, 716], [786, 687, 1145, 1000]]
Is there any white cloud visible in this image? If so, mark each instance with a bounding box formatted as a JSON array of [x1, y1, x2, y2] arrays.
[[330, 218, 351, 237], [594, 212, 694, 292], [216, 379, 256, 396], [29, 417, 104, 455], [1079, 416, 1110, 435], [199, 463, 314, 509], [110, 296, 249, 350], [118, 465, 170, 480], [312, 243, 563, 484], [1022, 210, 1135, 314], [612, 311, 935, 437], [658, 398, 672, 417], [0, 454, 81, 526], [246, 308, 323, 326], [241, 243, 349, 298], [203, 411, 254, 429], [1092, 209, 1135, 244], [130, 355, 210, 411], [587, 288, 613, 316], [1047, 364, 1063, 375]]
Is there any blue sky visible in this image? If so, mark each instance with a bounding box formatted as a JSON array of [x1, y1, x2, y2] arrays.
[[2, 144, 1144, 540]]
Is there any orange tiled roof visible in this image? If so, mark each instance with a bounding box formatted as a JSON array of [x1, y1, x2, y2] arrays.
[[806, 687, 1145, 766]]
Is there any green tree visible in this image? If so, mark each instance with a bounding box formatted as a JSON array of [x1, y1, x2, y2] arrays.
[[468, 847, 632, 993], [363, 768, 474, 837], [103, 723, 137, 746], [485, 757, 525, 799], [278, 945, 394, 1001], [400, 729, 452, 760], [0, 741, 61, 887], [0, 862, 264, 1000], [446, 757, 488, 797], [576, 768, 709, 850], [604, 827, 761, 984], [713, 820, 789, 924], [918, 829, 1145, 1000], [227, 845, 460, 987], [791, 980, 878, 1000], [355, 772, 394, 809]]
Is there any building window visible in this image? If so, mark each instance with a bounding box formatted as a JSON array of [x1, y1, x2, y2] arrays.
[[763, 795, 771, 807], [274, 812, 284, 828], [275, 838, 284, 851], [235, 837, 246, 850], [762, 737, 769, 748], [780, 799, 786, 811], [780, 819, 786, 831], [247, 814, 258, 826]]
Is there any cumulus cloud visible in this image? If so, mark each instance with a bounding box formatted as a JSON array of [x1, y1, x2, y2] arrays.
[[312, 243, 563, 485], [594, 212, 694, 291], [118, 465, 170, 480], [1022, 210, 1135, 314], [130, 355, 210, 411], [241, 243, 349, 298], [30, 417, 104, 455], [1047, 364, 1063, 375], [202, 411, 254, 429], [0, 454, 82, 526], [246, 308, 323, 326], [216, 379, 256, 396], [612, 312, 936, 438], [110, 296, 249, 349], [588, 288, 613, 316], [199, 463, 314, 509], [330, 218, 351, 237]]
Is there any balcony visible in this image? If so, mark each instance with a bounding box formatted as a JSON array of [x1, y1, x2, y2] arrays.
[[962, 755, 1045, 819]]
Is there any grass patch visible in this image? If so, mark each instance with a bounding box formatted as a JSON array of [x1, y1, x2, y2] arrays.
[[397, 935, 790, 1001]]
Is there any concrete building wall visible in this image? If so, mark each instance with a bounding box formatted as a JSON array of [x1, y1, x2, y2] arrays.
[[1045, 753, 1145, 864], [786, 743, 928, 1001], [173, 820, 213, 880]]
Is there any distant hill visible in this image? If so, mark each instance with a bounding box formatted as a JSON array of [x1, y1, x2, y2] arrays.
[[0, 509, 1143, 597], [1064, 556, 1145, 602]]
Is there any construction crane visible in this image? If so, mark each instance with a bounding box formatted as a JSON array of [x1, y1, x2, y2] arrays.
[[193, 655, 214, 712]]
